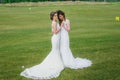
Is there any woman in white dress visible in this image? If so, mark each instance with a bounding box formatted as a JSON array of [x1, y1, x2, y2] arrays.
[[57, 10, 92, 69], [20, 11, 64, 80]]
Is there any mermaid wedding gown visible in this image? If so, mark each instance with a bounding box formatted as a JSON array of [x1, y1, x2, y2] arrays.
[[60, 19, 92, 69], [20, 21, 64, 80]]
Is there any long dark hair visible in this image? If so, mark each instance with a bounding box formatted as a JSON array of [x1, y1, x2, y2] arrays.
[[50, 11, 57, 20], [57, 10, 66, 25]]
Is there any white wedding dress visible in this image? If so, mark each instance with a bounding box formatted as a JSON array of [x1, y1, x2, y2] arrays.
[[60, 19, 92, 69], [20, 20, 92, 80], [20, 21, 64, 80]]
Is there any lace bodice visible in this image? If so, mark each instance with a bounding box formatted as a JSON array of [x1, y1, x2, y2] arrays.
[[51, 21, 60, 33]]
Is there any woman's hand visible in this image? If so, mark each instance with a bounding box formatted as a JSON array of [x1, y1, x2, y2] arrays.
[[61, 21, 65, 27], [62, 20, 70, 32]]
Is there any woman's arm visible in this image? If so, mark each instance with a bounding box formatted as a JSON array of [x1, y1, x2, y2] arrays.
[[52, 22, 61, 34], [63, 20, 70, 32]]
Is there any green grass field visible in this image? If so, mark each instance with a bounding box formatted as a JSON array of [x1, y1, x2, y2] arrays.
[[0, 2, 120, 80]]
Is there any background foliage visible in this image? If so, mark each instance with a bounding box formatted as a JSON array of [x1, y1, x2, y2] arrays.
[[0, 0, 120, 3]]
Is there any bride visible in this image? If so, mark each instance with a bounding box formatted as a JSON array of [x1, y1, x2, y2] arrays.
[[57, 10, 92, 69], [20, 10, 92, 80], [20, 11, 64, 79]]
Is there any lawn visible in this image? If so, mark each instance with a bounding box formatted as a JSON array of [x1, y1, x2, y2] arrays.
[[0, 2, 120, 80]]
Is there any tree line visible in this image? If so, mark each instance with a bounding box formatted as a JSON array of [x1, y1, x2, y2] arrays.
[[0, 0, 120, 3]]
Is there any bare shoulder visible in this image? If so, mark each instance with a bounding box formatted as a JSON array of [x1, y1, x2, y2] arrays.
[[52, 21, 56, 24], [52, 21, 57, 26]]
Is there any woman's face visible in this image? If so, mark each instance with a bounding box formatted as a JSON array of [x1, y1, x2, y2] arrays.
[[59, 14, 64, 21], [53, 13, 58, 21]]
